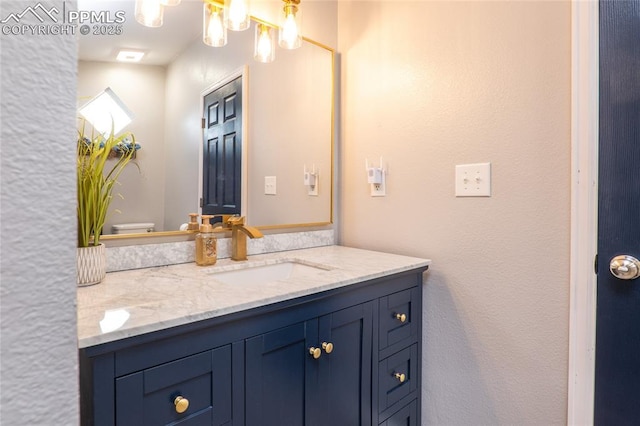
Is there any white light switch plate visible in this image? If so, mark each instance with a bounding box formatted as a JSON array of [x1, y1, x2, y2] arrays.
[[265, 176, 277, 195], [455, 163, 491, 197]]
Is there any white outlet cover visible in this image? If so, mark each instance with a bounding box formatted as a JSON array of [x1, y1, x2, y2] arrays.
[[455, 163, 491, 197]]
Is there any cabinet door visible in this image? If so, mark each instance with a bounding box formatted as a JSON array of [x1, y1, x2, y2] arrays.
[[316, 302, 374, 426], [245, 320, 319, 426], [115, 345, 231, 426]]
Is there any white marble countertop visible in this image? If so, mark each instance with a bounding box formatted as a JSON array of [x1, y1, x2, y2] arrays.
[[77, 245, 431, 348]]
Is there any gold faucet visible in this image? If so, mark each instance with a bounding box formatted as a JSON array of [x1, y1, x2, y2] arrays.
[[226, 216, 263, 261]]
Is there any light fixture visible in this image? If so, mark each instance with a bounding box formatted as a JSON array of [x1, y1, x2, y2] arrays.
[[225, 0, 250, 31], [135, 0, 164, 28], [160, 0, 181, 5], [203, 3, 227, 47], [254, 23, 275, 63], [116, 49, 145, 62], [279, 0, 302, 49], [78, 88, 134, 137]]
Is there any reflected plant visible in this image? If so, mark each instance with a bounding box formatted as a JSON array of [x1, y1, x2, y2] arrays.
[[77, 120, 136, 247]]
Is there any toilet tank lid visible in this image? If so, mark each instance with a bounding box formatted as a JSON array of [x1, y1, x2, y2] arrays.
[[111, 222, 155, 230]]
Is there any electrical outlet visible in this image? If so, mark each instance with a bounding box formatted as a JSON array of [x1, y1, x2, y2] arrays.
[[371, 173, 386, 197], [264, 176, 277, 195], [455, 163, 491, 197]]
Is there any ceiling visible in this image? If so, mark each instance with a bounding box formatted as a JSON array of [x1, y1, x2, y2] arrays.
[[77, 0, 202, 66]]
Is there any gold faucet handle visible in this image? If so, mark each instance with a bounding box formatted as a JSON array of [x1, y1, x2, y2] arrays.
[[226, 215, 245, 226]]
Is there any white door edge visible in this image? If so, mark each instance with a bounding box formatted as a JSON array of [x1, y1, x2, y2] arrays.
[[568, 1, 599, 424]]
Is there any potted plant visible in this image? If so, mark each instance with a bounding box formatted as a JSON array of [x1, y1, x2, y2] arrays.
[[77, 121, 137, 286]]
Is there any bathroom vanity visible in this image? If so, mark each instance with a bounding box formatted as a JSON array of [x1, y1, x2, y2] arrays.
[[78, 246, 430, 425]]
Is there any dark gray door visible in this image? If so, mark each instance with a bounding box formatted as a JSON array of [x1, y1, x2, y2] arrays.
[[595, 1, 640, 423], [202, 76, 242, 217]]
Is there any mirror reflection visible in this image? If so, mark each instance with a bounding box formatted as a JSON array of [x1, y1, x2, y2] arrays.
[[77, 0, 333, 237]]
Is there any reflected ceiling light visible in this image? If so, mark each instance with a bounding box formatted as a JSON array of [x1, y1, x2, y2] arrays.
[[225, 0, 250, 31], [135, 0, 164, 27], [116, 49, 145, 62], [160, 0, 181, 5], [279, 0, 302, 49], [254, 23, 275, 63], [78, 88, 134, 137], [203, 3, 227, 47]]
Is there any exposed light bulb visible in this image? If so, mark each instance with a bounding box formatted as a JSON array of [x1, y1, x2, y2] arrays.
[[203, 4, 226, 47], [254, 24, 275, 63], [226, 0, 250, 31], [208, 12, 224, 43], [135, 0, 164, 28], [281, 13, 298, 48], [279, 2, 302, 49]]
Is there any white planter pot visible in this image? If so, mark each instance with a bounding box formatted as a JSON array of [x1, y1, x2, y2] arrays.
[[77, 243, 106, 286]]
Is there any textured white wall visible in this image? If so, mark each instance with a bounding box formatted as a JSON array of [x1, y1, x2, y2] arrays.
[[0, 1, 79, 424], [338, 1, 571, 424]]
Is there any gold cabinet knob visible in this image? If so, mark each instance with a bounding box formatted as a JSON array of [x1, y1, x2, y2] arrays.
[[174, 396, 189, 413], [309, 347, 322, 359], [322, 342, 334, 354], [394, 372, 406, 383], [395, 313, 407, 323]]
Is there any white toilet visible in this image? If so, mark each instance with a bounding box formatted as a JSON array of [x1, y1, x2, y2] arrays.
[[111, 222, 155, 235]]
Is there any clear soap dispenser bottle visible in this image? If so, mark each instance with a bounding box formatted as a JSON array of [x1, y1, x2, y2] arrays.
[[196, 214, 217, 266]]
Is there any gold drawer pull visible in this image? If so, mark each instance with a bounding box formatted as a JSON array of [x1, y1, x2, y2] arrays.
[[322, 342, 334, 354], [395, 313, 407, 323], [394, 372, 406, 383], [309, 347, 321, 359], [174, 396, 189, 413]]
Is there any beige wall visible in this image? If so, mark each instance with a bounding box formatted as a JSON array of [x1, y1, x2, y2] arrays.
[[338, 1, 571, 424]]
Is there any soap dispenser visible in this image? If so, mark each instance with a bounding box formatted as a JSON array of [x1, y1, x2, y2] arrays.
[[195, 215, 217, 266]]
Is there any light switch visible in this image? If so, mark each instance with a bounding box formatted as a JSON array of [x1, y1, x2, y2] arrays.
[[455, 163, 491, 197], [264, 176, 276, 195]]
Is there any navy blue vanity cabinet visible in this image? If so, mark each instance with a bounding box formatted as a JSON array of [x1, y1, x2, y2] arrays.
[[79, 266, 427, 426], [245, 302, 374, 426]]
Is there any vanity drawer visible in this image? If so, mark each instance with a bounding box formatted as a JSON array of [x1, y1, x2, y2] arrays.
[[379, 287, 419, 350], [378, 344, 418, 413], [379, 400, 417, 426], [115, 346, 231, 426]]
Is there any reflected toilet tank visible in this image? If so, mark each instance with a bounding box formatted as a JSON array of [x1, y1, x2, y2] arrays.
[[111, 223, 155, 234]]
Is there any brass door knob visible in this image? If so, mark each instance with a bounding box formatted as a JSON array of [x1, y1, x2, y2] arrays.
[[395, 313, 407, 323], [322, 342, 334, 354], [394, 372, 406, 383], [309, 347, 321, 359], [174, 396, 189, 413]]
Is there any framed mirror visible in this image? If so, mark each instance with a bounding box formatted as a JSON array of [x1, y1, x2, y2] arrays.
[[77, 0, 334, 238]]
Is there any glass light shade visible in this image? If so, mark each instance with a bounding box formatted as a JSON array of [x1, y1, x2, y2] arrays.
[[254, 23, 275, 63], [279, 2, 302, 49], [78, 88, 134, 137], [160, 0, 181, 5], [203, 3, 227, 47], [225, 0, 250, 31], [135, 0, 164, 27]]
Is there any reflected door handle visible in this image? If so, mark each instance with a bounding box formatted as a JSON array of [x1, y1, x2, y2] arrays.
[[610, 255, 640, 280]]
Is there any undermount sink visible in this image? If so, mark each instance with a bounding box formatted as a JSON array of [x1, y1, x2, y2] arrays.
[[211, 260, 330, 285]]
